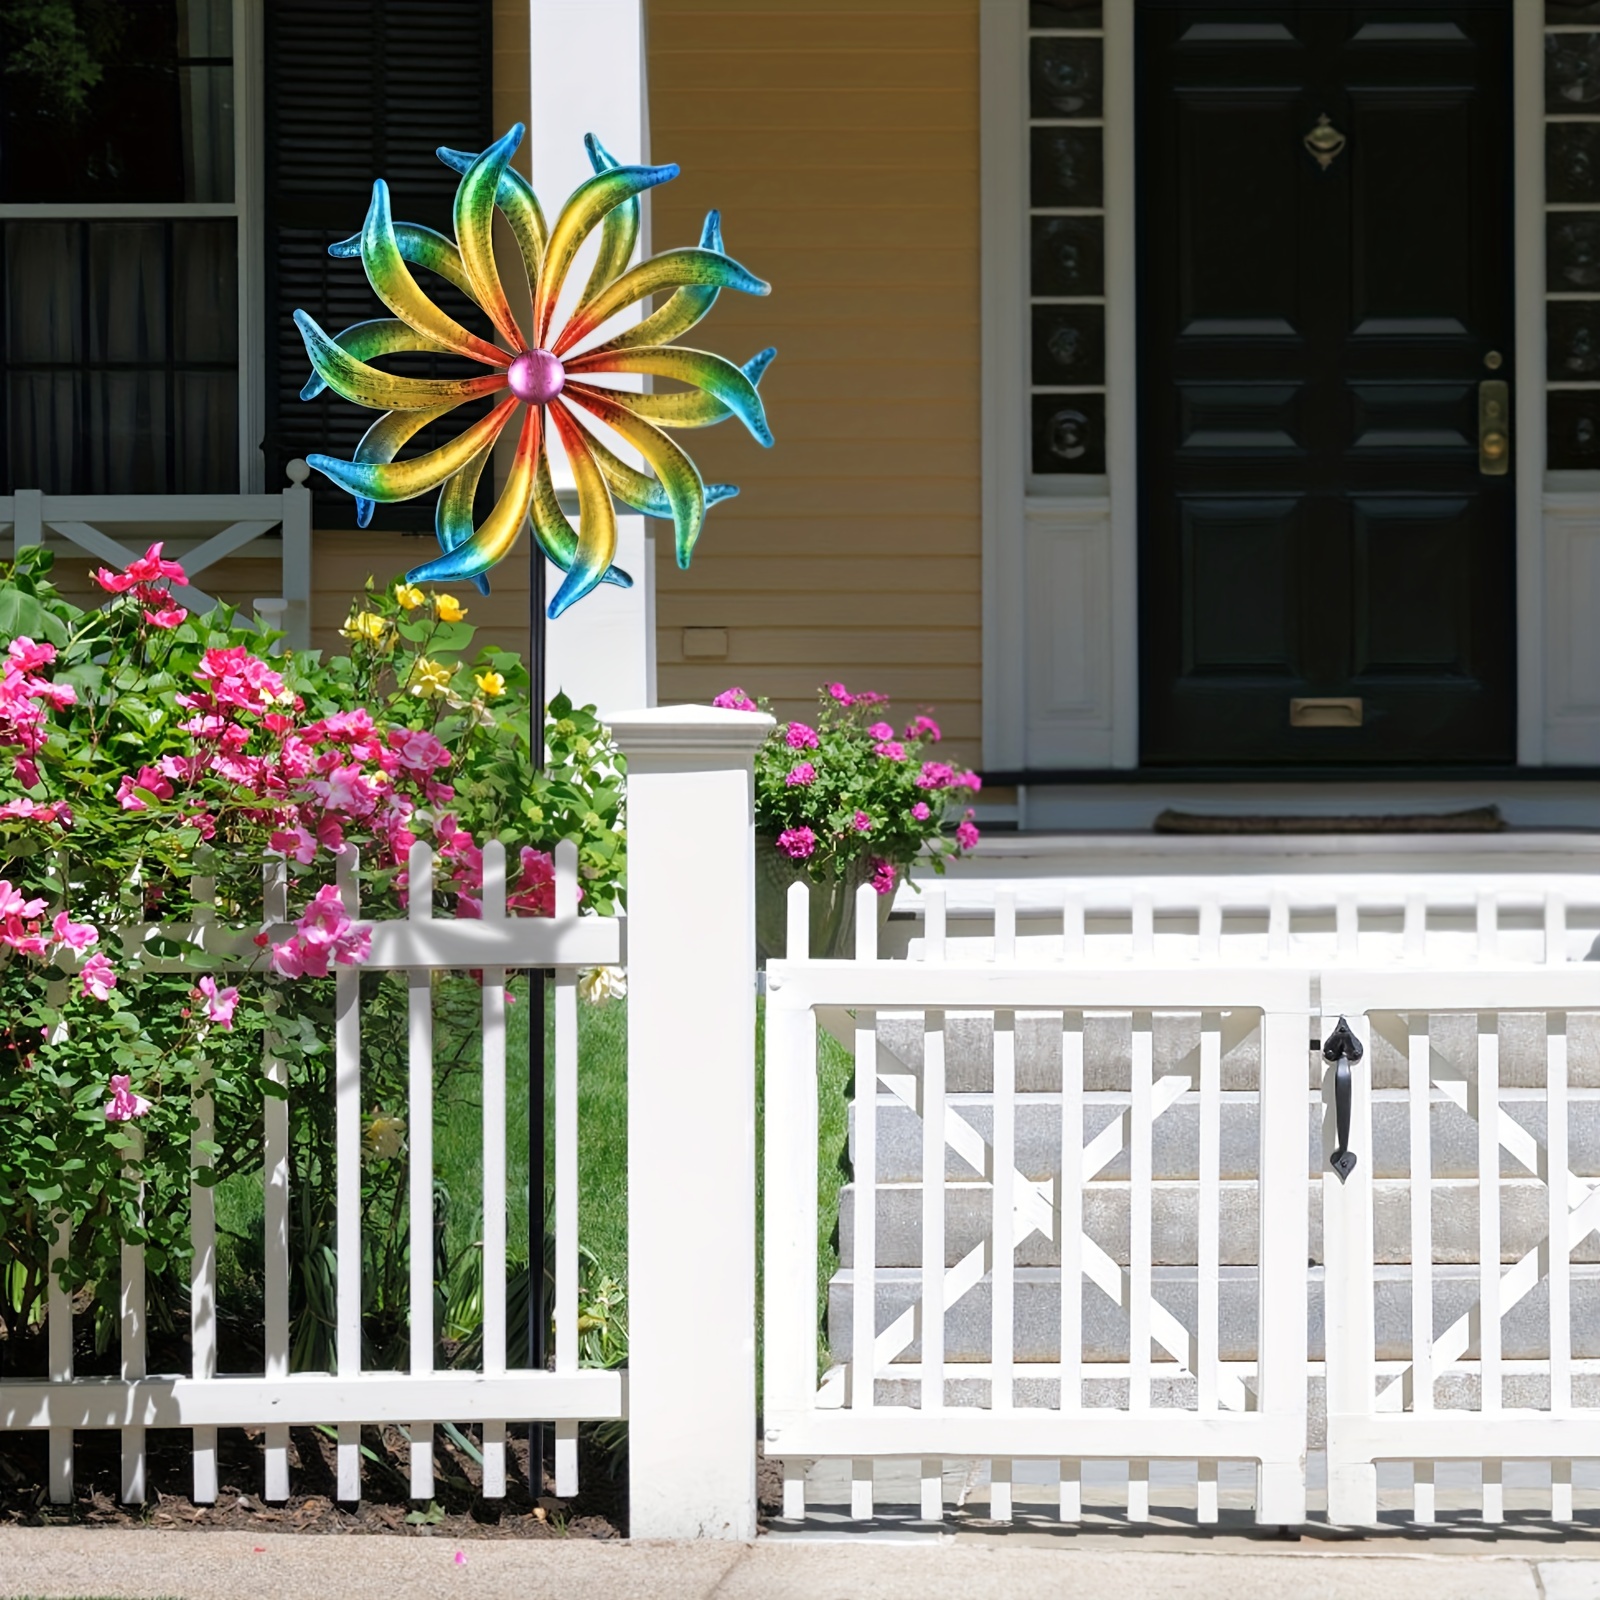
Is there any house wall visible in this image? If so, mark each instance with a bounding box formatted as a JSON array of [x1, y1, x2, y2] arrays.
[[646, 0, 986, 766]]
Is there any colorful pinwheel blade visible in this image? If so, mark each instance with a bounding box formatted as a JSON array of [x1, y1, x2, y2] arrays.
[[349, 401, 459, 525], [437, 145, 548, 286], [529, 434, 634, 591], [361, 180, 510, 368], [563, 381, 708, 567], [296, 310, 510, 411], [555, 247, 771, 356], [453, 124, 527, 351], [534, 161, 679, 346], [566, 345, 774, 445], [547, 401, 618, 618], [578, 134, 640, 311], [300, 318, 456, 401], [618, 347, 776, 430], [331, 221, 476, 300], [404, 405, 541, 587], [435, 444, 495, 596], [309, 396, 519, 503]]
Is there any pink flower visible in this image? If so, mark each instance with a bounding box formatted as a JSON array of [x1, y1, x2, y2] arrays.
[[873, 741, 906, 762], [0, 797, 71, 826], [116, 765, 175, 811], [270, 884, 372, 978], [785, 762, 816, 787], [80, 952, 117, 1001], [388, 728, 451, 773], [785, 722, 819, 750], [853, 810, 873, 832], [270, 826, 318, 865], [956, 814, 981, 851], [776, 826, 816, 860], [197, 975, 239, 1029], [103, 1073, 150, 1122], [911, 801, 931, 821], [905, 715, 942, 743], [826, 682, 854, 706], [867, 722, 894, 740], [91, 566, 139, 595], [870, 858, 898, 896], [51, 912, 97, 953], [916, 761, 956, 790], [0, 880, 47, 921], [143, 605, 188, 630], [7, 638, 54, 672], [853, 690, 888, 706], [712, 687, 759, 711], [953, 770, 983, 792], [508, 847, 555, 917]]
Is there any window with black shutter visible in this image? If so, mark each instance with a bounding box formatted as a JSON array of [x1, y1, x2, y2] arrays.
[[263, 0, 494, 530], [0, 0, 241, 496]]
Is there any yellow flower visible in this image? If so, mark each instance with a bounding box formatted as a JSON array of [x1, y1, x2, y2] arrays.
[[364, 1111, 406, 1161], [393, 582, 425, 611], [340, 610, 390, 644], [474, 669, 505, 699], [435, 593, 468, 622], [409, 657, 453, 698]]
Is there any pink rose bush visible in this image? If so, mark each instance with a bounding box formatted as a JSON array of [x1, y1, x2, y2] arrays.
[[0, 544, 624, 1342], [728, 681, 981, 892]]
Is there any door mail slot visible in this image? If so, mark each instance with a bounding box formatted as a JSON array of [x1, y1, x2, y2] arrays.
[[1290, 697, 1363, 728]]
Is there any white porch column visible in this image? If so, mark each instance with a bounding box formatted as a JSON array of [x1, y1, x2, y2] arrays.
[[610, 705, 772, 1540], [530, 0, 656, 715]]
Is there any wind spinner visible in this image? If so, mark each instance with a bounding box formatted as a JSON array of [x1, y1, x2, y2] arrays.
[[296, 123, 775, 617]]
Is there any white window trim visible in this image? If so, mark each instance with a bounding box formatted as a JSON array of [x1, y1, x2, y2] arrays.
[[0, 0, 265, 494], [984, 0, 1589, 775]]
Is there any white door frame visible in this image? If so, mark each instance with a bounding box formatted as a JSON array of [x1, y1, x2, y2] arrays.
[[982, 0, 1596, 775]]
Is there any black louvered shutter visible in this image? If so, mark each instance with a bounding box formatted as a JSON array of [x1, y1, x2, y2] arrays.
[[263, 0, 494, 530]]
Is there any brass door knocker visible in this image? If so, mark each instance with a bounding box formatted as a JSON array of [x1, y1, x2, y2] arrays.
[[1304, 113, 1346, 170]]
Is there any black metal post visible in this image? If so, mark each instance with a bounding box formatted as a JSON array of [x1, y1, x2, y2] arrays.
[[528, 551, 548, 1495]]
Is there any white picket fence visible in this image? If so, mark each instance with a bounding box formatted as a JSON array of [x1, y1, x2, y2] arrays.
[[0, 839, 622, 1508], [764, 872, 1600, 1528]]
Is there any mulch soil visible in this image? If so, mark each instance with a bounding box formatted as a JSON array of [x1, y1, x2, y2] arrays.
[[0, 1320, 632, 1538], [0, 1422, 625, 1539]]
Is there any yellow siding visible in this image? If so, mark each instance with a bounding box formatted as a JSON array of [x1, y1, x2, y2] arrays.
[[285, 0, 985, 757], [647, 0, 984, 763]]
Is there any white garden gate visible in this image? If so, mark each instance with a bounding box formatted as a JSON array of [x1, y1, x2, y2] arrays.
[[764, 872, 1600, 1528]]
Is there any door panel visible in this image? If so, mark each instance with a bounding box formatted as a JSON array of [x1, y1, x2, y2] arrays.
[[1138, 3, 1516, 765]]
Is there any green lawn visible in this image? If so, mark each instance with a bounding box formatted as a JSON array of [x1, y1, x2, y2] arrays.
[[214, 983, 848, 1359]]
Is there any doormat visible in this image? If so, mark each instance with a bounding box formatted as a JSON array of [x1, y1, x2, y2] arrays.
[[1153, 805, 1507, 835]]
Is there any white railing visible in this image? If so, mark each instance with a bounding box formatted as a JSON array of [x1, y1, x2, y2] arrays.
[[765, 874, 1600, 1529], [0, 839, 622, 1508], [0, 461, 313, 649]]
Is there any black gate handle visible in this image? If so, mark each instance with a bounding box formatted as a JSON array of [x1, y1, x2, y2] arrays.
[[1322, 1016, 1363, 1183]]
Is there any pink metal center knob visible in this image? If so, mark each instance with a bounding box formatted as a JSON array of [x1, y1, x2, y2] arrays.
[[507, 348, 565, 404]]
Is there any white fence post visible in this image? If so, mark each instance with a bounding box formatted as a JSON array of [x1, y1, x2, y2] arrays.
[[609, 704, 774, 1540], [281, 460, 313, 651]]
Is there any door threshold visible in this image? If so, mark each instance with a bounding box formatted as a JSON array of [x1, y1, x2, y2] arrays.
[[971, 773, 1600, 834]]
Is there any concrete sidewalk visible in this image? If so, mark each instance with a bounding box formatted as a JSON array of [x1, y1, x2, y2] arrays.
[[8, 1528, 1600, 1600]]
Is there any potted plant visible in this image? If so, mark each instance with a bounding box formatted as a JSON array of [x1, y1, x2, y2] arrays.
[[712, 682, 982, 960]]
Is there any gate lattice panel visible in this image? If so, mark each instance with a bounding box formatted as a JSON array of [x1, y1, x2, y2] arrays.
[[1323, 968, 1600, 1525], [763, 883, 1310, 1525]]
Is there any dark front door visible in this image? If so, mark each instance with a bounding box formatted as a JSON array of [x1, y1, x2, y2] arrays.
[[1137, 4, 1516, 766]]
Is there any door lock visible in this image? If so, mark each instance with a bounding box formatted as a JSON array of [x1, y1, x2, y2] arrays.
[[1479, 379, 1510, 475]]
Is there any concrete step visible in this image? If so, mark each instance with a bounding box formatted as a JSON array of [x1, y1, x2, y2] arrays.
[[871, 1010, 1600, 1094], [853, 1093, 1600, 1182], [826, 1263, 1600, 1364], [837, 1177, 1600, 1269]]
